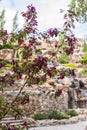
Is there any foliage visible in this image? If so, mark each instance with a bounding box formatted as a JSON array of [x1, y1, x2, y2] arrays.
[[67, 109, 78, 117], [34, 113, 48, 120], [0, 10, 5, 29], [79, 52, 87, 64], [54, 89, 62, 99], [82, 41, 87, 52], [69, 0, 87, 22], [58, 53, 69, 64], [48, 110, 70, 120], [0, 43, 14, 50], [81, 68, 87, 76], [64, 63, 76, 69], [33, 110, 70, 120], [11, 11, 19, 33]]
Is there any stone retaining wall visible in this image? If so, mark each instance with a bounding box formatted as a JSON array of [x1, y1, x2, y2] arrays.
[[27, 91, 68, 116], [1, 90, 68, 117]]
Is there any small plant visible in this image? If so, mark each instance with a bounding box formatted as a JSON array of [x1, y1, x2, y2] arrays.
[[0, 43, 14, 50], [83, 41, 87, 52], [34, 113, 48, 120], [48, 110, 70, 120], [67, 109, 78, 117], [59, 112, 70, 119], [48, 110, 58, 119], [33, 111, 70, 120], [81, 69, 87, 76], [64, 63, 76, 69], [58, 53, 69, 64], [79, 52, 87, 64]]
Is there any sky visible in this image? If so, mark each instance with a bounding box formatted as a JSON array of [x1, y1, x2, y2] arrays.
[[0, 0, 87, 38]]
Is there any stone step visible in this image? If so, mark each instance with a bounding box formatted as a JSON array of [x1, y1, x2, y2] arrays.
[[0, 118, 24, 125], [0, 116, 38, 127], [0, 119, 23, 123], [0, 116, 25, 126]]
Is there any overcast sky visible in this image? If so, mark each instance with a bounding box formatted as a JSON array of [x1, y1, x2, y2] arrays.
[[0, 0, 87, 38]]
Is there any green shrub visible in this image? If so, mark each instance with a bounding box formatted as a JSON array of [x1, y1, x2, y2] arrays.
[[79, 58, 87, 64], [34, 110, 78, 120], [64, 63, 76, 69], [59, 112, 71, 119], [83, 41, 87, 52], [33, 113, 48, 120], [58, 53, 69, 64], [67, 109, 78, 117], [48, 110, 58, 119], [79, 52, 87, 64], [81, 69, 87, 76], [48, 110, 70, 120], [0, 43, 14, 50]]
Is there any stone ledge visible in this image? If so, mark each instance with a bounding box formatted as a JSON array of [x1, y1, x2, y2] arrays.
[[37, 115, 87, 127], [1, 114, 87, 128]]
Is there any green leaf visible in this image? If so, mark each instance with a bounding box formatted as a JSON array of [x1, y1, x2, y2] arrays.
[[0, 123, 2, 128], [11, 11, 19, 33], [64, 63, 76, 69], [16, 51, 19, 58], [5, 63, 13, 67], [0, 9, 5, 29], [54, 92, 59, 99], [0, 69, 5, 73]]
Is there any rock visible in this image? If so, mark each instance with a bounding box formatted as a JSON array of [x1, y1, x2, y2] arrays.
[[23, 117, 38, 126], [78, 115, 86, 121], [75, 63, 83, 68], [76, 71, 82, 78], [47, 78, 56, 85], [57, 77, 72, 86], [85, 126, 87, 130], [69, 117, 78, 124], [0, 49, 14, 60]]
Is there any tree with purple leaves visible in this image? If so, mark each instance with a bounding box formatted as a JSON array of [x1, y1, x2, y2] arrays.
[[0, 0, 87, 129]]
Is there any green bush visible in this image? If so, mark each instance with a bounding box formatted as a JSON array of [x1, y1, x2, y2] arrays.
[[59, 112, 71, 119], [81, 69, 87, 76], [0, 43, 14, 50], [79, 52, 87, 64], [33, 113, 48, 120], [83, 42, 87, 52], [58, 53, 69, 64], [48, 110, 58, 119], [67, 109, 78, 117], [33, 111, 70, 120], [64, 63, 77, 69], [48, 110, 70, 120], [79, 58, 87, 64]]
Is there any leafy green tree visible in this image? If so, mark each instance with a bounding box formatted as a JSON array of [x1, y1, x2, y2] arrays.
[[69, 0, 87, 22], [0, 10, 5, 29], [11, 11, 19, 33]]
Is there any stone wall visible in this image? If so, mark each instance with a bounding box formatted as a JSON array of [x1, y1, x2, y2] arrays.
[[26, 91, 68, 117], [0, 90, 68, 117], [0, 39, 87, 117]]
